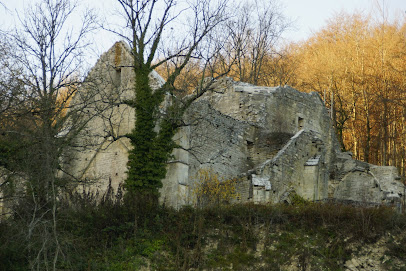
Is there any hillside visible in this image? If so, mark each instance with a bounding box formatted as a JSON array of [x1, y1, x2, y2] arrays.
[[2, 189, 405, 271]]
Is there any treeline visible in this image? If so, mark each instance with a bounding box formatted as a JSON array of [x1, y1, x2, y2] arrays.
[[0, 0, 405, 269], [0, 0, 290, 269], [164, 11, 406, 177], [293, 13, 406, 176]]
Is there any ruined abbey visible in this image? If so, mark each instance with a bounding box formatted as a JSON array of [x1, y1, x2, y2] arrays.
[[65, 42, 405, 209]]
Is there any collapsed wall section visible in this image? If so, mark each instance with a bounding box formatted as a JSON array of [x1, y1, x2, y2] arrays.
[[161, 94, 297, 206], [200, 79, 339, 173], [332, 152, 404, 208], [161, 100, 253, 206], [185, 101, 252, 181], [160, 78, 340, 206], [256, 130, 329, 203]]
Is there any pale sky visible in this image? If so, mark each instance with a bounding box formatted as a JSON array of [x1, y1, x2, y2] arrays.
[[282, 0, 406, 42], [1, 0, 405, 66]]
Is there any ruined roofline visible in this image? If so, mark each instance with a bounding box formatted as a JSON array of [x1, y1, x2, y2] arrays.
[[87, 41, 166, 86], [112, 41, 166, 85], [234, 83, 325, 104], [113, 40, 131, 54], [205, 77, 326, 107]]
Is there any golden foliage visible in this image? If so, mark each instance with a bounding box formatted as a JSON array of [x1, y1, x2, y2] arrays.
[[288, 11, 406, 177], [191, 169, 240, 208]]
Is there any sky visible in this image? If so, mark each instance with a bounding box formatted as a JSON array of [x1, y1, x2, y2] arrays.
[[281, 0, 406, 42], [1, 0, 405, 66]]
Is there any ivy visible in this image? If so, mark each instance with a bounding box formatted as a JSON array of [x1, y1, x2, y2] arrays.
[[125, 65, 178, 200]]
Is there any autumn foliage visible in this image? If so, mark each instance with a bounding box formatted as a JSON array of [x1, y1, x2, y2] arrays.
[[291, 12, 406, 177], [161, 9, 406, 180], [192, 169, 240, 208]]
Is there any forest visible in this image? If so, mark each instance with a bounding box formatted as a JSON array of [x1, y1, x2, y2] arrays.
[[164, 10, 406, 178], [0, 0, 405, 270]]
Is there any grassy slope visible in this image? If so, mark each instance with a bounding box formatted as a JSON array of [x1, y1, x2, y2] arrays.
[[1, 192, 406, 270]]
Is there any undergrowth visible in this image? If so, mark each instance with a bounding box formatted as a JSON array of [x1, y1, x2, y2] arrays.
[[1, 187, 405, 270]]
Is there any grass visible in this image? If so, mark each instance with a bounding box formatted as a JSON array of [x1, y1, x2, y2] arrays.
[[1, 191, 405, 270]]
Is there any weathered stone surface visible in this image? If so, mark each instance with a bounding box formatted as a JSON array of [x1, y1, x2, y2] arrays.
[[333, 152, 404, 207], [63, 41, 165, 192], [65, 43, 405, 208]]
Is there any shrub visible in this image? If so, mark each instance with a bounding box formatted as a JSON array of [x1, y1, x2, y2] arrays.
[[191, 169, 239, 208]]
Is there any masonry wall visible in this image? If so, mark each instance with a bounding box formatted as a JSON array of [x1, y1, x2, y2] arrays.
[[64, 51, 404, 208], [333, 153, 404, 204], [201, 80, 338, 172], [159, 79, 339, 206], [303, 165, 320, 200], [183, 101, 252, 184], [160, 127, 190, 207], [65, 42, 166, 192], [257, 130, 328, 203]]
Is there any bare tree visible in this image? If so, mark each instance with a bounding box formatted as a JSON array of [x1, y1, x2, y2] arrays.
[[0, 0, 95, 269], [101, 0, 230, 204], [225, 0, 290, 85]]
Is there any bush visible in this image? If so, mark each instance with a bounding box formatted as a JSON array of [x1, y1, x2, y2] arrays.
[[191, 169, 239, 208], [2, 186, 405, 270]]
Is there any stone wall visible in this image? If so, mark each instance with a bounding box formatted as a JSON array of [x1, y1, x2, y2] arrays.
[[200, 79, 338, 171], [64, 41, 165, 192], [159, 78, 340, 206], [333, 152, 404, 205], [185, 101, 251, 180], [64, 43, 404, 209], [254, 130, 328, 203]]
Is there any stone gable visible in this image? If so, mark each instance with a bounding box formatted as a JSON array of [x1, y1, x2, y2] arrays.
[[66, 43, 405, 210]]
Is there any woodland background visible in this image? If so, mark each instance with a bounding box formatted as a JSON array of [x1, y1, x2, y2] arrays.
[[0, 0, 406, 270], [158, 10, 406, 179]]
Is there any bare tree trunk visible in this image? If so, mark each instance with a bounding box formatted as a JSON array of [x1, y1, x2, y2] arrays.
[[382, 100, 388, 165], [1, 0, 95, 269], [351, 88, 359, 159], [363, 89, 371, 163]]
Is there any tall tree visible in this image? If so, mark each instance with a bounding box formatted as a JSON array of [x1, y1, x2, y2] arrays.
[[222, 0, 289, 85], [0, 0, 95, 269], [107, 0, 229, 202], [291, 10, 406, 176]]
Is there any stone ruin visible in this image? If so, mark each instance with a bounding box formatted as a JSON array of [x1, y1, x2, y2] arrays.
[[64, 42, 405, 209]]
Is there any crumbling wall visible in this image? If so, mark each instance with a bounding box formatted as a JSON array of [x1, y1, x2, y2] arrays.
[[200, 79, 338, 172], [64, 46, 404, 208], [162, 95, 295, 206], [65, 41, 165, 192], [255, 130, 328, 203], [333, 152, 404, 206], [186, 101, 251, 178], [246, 131, 292, 167]]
